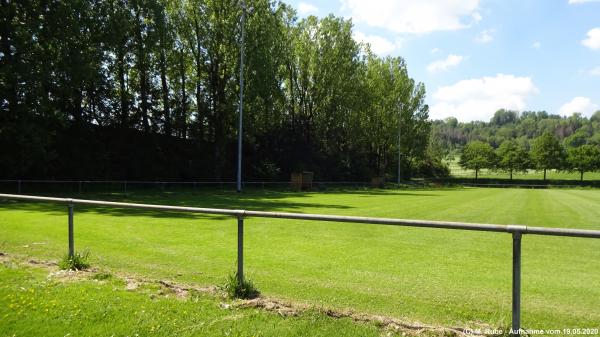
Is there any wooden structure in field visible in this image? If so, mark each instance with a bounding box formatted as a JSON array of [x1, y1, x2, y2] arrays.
[[291, 172, 313, 191]]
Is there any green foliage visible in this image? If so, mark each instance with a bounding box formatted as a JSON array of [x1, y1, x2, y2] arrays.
[[531, 133, 566, 179], [1, 0, 435, 182], [567, 145, 600, 181], [459, 141, 497, 179], [221, 272, 260, 299], [58, 250, 91, 271], [490, 109, 519, 126], [357, 53, 431, 178], [431, 109, 600, 153], [413, 156, 450, 178], [564, 130, 589, 148], [496, 140, 530, 179]]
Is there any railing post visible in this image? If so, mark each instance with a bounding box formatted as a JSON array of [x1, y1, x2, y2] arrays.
[[512, 231, 522, 336], [68, 203, 74, 257], [237, 216, 244, 283]]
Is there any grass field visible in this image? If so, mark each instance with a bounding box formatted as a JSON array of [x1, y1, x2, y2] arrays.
[[446, 159, 600, 181], [0, 262, 386, 336], [1, 187, 600, 335]]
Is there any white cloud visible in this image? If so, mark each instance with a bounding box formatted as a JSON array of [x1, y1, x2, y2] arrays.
[[427, 54, 464, 73], [582, 28, 600, 50], [353, 31, 400, 55], [590, 66, 600, 76], [430, 74, 539, 121], [559, 97, 599, 117], [430, 48, 440, 54], [298, 2, 318, 15], [532, 41, 541, 49], [474, 29, 495, 43], [340, 0, 481, 34], [569, 0, 600, 4]]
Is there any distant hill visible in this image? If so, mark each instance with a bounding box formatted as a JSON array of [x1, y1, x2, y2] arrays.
[[431, 109, 600, 155]]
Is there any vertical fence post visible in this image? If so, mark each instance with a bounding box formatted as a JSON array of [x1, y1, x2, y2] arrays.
[[512, 232, 522, 336], [68, 203, 74, 258], [237, 216, 244, 283]]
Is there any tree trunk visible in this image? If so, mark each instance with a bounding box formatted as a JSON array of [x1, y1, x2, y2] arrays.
[[543, 169, 547, 181], [510, 169, 513, 181], [194, 17, 204, 139], [475, 168, 478, 180], [134, 5, 150, 133], [160, 49, 171, 135], [581, 170, 584, 182], [178, 48, 187, 139], [117, 48, 128, 127]]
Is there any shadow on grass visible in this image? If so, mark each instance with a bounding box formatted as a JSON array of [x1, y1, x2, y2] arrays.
[[0, 190, 350, 220], [0, 187, 464, 220], [317, 190, 444, 197]]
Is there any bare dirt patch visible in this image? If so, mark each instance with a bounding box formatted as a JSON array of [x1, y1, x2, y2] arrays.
[[233, 298, 488, 336]]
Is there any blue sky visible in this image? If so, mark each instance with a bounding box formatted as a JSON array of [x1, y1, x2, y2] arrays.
[[290, 0, 600, 121]]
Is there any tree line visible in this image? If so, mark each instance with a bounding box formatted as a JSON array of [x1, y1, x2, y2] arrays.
[[459, 133, 600, 181], [0, 0, 443, 181], [432, 109, 600, 154]]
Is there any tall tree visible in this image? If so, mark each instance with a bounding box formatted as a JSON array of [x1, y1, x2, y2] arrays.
[[0, 0, 440, 182], [567, 145, 600, 181], [154, 2, 173, 134], [531, 132, 566, 180], [459, 141, 497, 180], [106, 0, 134, 127], [496, 140, 530, 180]]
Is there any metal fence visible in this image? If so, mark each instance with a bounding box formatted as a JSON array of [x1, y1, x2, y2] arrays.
[[1, 193, 599, 335]]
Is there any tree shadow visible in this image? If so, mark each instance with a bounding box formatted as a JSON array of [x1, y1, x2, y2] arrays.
[[0, 190, 350, 220], [0, 187, 461, 220]]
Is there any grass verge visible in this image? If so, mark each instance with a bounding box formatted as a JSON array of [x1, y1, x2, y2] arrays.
[[0, 256, 475, 337]]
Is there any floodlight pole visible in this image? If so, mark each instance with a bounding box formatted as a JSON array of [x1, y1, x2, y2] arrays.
[[397, 102, 403, 186], [237, 0, 247, 193]]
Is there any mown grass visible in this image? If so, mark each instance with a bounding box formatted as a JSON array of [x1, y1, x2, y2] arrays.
[[1, 187, 599, 332], [0, 263, 385, 337]]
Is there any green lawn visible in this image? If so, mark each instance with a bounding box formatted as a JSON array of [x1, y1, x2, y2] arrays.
[[0, 263, 384, 337], [1, 188, 600, 333]]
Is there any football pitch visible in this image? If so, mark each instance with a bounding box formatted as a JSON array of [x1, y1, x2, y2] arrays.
[[1, 187, 599, 334]]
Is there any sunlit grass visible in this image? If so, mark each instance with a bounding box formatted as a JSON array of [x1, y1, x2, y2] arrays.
[[1, 187, 599, 330]]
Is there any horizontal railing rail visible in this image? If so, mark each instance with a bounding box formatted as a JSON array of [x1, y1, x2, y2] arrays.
[[1, 193, 599, 335]]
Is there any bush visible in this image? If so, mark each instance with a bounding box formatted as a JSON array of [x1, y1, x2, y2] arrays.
[[414, 157, 451, 178], [58, 250, 90, 270], [221, 272, 259, 299]]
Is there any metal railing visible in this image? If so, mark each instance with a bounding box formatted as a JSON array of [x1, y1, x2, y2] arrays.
[[1, 193, 599, 334]]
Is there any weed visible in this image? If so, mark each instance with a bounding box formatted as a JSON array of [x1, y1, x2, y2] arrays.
[[221, 272, 259, 299], [58, 250, 90, 270]]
